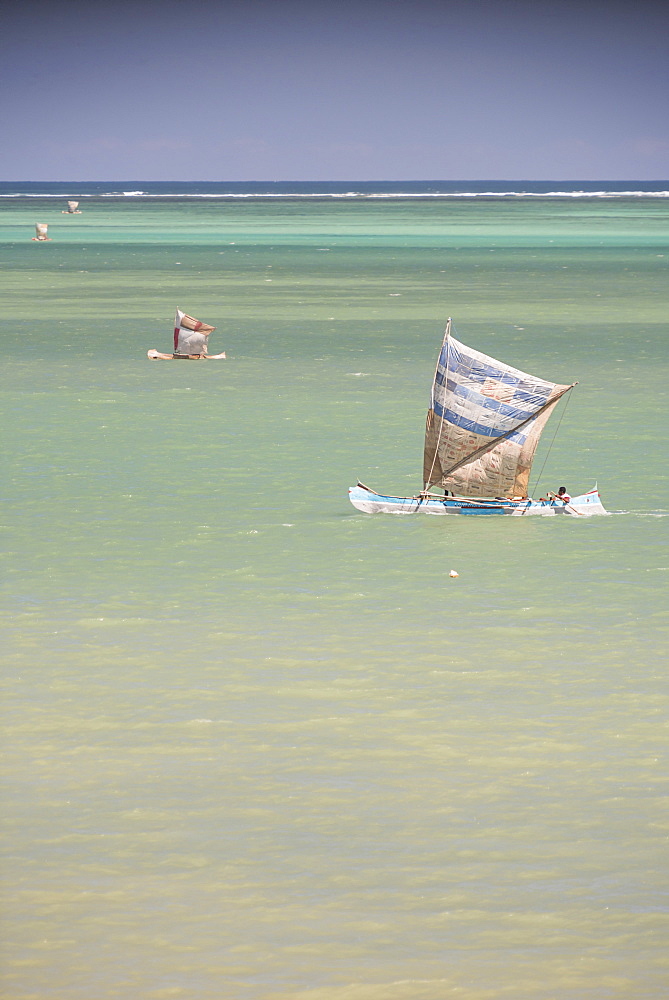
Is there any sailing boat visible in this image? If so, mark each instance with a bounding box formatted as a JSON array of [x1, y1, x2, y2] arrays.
[[147, 308, 226, 360], [62, 200, 81, 214], [32, 223, 50, 241], [349, 319, 607, 516]]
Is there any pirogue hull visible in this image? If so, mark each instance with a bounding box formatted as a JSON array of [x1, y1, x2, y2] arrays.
[[148, 349, 226, 360], [349, 484, 607, 516]]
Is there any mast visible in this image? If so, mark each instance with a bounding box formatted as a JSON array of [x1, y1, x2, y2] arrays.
[[423, 318, 452, 489]]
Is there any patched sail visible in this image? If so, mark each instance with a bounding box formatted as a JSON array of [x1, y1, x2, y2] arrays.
[[423, 319, 573, 497], [34, 223, 49, 240], [173, 308, 216, 355], [66, 201, 80, 213]]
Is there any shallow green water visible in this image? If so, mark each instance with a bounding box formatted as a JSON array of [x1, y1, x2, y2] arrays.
[[1, 196, 668, 999]]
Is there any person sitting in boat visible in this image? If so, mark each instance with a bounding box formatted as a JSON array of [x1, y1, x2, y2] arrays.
[[554, 487, 571, 503]]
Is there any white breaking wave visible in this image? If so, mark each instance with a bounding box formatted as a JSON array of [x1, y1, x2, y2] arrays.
[[1, 189, 668, 199], [368, 190, 669, 199]]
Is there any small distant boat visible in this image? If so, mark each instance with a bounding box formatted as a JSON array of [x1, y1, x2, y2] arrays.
[[349, 318, 607, 517], [147, 308, 226, 360], [32, 223, 51, 241], [62, 200, 81, 214]]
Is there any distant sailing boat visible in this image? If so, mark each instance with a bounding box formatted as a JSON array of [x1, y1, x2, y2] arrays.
[[62, 200, 81, 214], [32, 223, 50, 241], [349, 318, 607, 516], [147, 308, 226, 360]]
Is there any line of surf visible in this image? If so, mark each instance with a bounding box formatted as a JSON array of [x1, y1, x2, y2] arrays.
[[2, 190, 668, 199]]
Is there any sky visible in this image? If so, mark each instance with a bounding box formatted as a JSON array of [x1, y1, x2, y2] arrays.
[[1, 0, 667, 181]]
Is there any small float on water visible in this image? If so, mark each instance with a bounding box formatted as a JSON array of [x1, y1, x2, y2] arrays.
[[62, 200, 81, 214], [349, 318, 607, 517], [148, 308, 226, 360], [32, 223, 51, 241]]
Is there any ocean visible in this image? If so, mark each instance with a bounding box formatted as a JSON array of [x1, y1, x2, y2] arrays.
[[1, 182, 668, 999]]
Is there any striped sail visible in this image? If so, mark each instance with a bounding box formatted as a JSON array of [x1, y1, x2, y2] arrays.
[[173, 308, 216, 354], [423, 320, 573, 497]]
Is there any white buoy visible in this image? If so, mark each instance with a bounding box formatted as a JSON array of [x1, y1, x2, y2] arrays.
[[449, 570, 459, 578]]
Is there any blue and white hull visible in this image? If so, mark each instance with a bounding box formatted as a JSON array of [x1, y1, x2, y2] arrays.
[[348, 484, 607, 516]]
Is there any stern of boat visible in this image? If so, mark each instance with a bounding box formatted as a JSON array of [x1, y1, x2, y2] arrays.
[[559, 489, 608, 516]]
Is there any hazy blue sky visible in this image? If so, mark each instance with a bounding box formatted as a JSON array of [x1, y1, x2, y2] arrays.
[[2, 0, 667, 180]]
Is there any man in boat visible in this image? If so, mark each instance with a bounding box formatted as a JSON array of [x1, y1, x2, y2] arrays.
[[554, 487, 571, 503]]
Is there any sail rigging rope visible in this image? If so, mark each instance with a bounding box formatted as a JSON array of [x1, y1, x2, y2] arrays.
[[530, 387, 574, 497], [438, 382, 574, 484]]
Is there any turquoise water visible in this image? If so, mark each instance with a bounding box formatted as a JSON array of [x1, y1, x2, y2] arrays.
[[1, 192, 668, 999]]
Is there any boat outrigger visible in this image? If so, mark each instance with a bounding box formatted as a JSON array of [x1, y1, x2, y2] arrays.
[[148, 308, 226, 360], [349, 319, 607, 517]]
